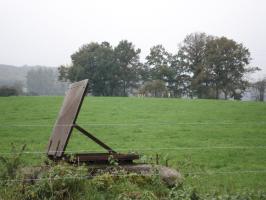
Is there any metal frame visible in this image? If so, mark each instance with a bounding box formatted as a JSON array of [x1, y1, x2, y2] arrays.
[[47, 79, 139, 164]]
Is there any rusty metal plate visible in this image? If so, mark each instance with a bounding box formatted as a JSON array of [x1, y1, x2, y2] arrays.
[[72, 153, 140, 164], [47, 79, 89, 158]]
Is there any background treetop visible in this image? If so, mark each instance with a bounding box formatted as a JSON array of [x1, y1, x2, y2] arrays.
[[58, 33, 259, 99]]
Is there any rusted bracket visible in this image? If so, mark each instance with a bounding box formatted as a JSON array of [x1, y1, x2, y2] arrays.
[[73, 124, 116, 154]]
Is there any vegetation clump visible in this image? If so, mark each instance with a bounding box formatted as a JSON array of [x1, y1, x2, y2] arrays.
[[0, 145, 266, 199], [0, 86, 20, 96]]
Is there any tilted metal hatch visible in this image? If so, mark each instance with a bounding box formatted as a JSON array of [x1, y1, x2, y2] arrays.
[[47, 79, 139, 164]]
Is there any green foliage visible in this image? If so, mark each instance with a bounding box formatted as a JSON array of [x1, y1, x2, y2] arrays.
[[1, 159, 266, 199], [167, 184, 266, 200], [146, 45, 173, 81], [145, 45, 188, 97], [168, 185, 200, 200], [140, 80, 168, 97], [0, 144, 265, 199], [177, 32, 259, 99], [0, 144, 26, 183], [204, 36, 254, 99], [0, 86, 19, 96], [114, 40, 142, 96], [59, 41, 141, 96], [84, 168, 169, 200], [108, 154, 119, 166], [59, 34, 258, 99], [20, 163, 87, 200], [177, 32, 213, 98]]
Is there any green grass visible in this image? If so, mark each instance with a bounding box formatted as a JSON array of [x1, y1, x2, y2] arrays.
[[0, 96, 266, 194]]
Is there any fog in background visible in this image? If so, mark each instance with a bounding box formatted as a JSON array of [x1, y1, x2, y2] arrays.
[[0, 0, 266, 80]]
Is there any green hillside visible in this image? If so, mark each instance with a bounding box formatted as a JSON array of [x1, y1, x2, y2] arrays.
[[0, 96, 266, 193]]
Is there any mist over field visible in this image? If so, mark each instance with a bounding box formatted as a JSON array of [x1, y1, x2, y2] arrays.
[[0, 0, 266, 199]]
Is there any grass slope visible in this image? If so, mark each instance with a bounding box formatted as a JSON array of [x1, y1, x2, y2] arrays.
[[0, 96, 266, 193]]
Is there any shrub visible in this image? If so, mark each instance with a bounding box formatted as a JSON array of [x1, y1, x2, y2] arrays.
[[0, 86, 19, 96], [1, 148, 266, 200], [21, 163, 88, 200], [0, 144, 26, 184]]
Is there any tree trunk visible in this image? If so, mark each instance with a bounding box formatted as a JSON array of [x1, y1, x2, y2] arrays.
[[123, 80, 126, 96], [198, 91, 202, 99], [224, 90, 228, 100], [259, 88, 264, 101], [215, 88, 219, 99]]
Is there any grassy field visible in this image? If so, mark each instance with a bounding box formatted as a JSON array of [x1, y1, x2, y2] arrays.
[[0, 96, 266, 194]]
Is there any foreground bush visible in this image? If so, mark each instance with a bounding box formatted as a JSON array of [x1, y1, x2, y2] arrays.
[[0, 162, 169, 200], [0, 146, 266, 199], [0, 144, 26, 184], [1, 163, 266, 200]]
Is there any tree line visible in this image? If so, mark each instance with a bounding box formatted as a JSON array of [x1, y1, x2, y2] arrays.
[[58, 32, 259, 99], [26, 68, 68, 95], [0, 67, 69, 96]]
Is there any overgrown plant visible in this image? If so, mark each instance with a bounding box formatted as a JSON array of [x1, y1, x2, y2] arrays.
[[108, 154, 119, 166], [1, 148, 266, 200], [21, 163, 88, 200], [0, 143, 26, 183]]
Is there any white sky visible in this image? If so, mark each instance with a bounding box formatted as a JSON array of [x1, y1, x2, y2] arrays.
[[0, 0, 266, 79]]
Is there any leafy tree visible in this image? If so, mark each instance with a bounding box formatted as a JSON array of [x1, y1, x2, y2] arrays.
[[146, 45, 189, 97], [177, 32, 213, 98], [59, 41, 142, 96], [58, 37, 259, 99], [145, 45, 174, 96], [205, 37, 258, 99], [58, 65, 69, 82], [146, 45, 173, 81], [139, 80, 167, 97], [114, 40, 141, 96], [64, 42, 119, 96], [169, 55, 191, 97]]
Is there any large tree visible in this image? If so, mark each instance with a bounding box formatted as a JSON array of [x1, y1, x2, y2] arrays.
[[205, 37, 258, 99], [170, 54, 191, 97], [177, 32, 213, 98], [114, 40, 141, 96], [59, 41, 142, 96], [145, 45, 174, 96], [145, 45, 189, 97], [59, 42, 120, 96], [146, 45, 173, 81]]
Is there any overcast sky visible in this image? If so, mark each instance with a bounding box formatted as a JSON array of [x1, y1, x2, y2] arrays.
[[0, 0, 265, 79]]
